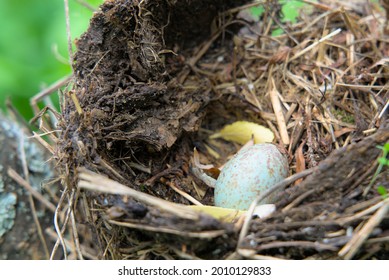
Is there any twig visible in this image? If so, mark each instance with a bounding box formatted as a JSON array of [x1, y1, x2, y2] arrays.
[[109, 220, 225, 238], [344, 197, 382, 214], [282, 189, 316, 212], [31, 131, 55, 155], [256, 240, 338, 252], [144, 167, 182, 186], [378, 100, 388, 119], [64, 0, 74, 67], [289, 28, 342, 62], [337, 199, 387, 226], [30, 75, 72, 114], [45, 228, 98, 260], [336, 83, 387, 90], [164, 180, 203, 206], [7, 168, 57, 213], [19, 134, 50, 259], [100, 158, 126, 182], [236, 168, 316, 249], [75, 0, 97, 11], [269, 75, 290, 145], [236, 249, 285, 260], [188, 30, 222, 68], [170, 247, 202, 260], [50, 187, 70, 260], [305, 101, 318, 167], [339, 198, 389, 259], [78, 168, 200, 220], [224, 0, 266, 14], [69, 188, 84, 260], [365, 235, 389, 244], [340, 7, 359, 39]]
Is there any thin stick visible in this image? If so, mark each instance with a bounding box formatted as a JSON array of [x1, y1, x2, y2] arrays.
[[45, 228, 98, 260], [188, 30, 222, 68], [282, 189, 316, 212], [78, 168, 200, 220], [337, 199, 387, 225], [64, 0, 74, 67], [69, 188, 84, 260], [7, 168, 57, 213], [339, 199, 389, 259], [236, 249, 285, 260], [269, 75, 290, 145], [18, 134, 50, 259], [165, 180, 203, 206], [336, 83, 386, 90], [50, 188, 70, 260], [109, 220, 224, 239], [225, 0, 266, 14], [256, 240, 337, 252], [30, 75, 72, 112], [289, 28, 342, 62], [75, 0, 97, 11], [378, 100, 388, 119], [100, 159, 126, 182], [31, 132, 55, 155], [236, 168, 316, 248]]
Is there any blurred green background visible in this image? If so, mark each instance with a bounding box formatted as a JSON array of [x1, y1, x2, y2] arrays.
[[0, 0, 304, 120], [0, 0, 103, 119]]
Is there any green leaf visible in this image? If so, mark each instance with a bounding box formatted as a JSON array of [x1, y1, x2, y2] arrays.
[[383, 142, 389, 153], [377, 157, 389, 166], [377, 186, 388, 199], [250, 6, 264, 21]]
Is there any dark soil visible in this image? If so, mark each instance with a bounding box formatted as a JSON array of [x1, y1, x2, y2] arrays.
[[61, 0, 250, 191]]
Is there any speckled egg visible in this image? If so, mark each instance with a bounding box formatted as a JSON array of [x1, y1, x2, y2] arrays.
[[214, 144, 289, 210]]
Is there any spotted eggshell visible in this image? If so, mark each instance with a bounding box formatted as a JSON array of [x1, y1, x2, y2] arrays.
[[214, 144, 289, 210]]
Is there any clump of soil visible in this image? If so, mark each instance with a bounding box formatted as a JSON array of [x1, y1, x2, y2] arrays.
[[49, 0, 388, 259], [61, 0, 250, 190]]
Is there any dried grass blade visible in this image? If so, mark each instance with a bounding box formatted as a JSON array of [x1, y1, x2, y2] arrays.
[[290, 28, 341, 62], [165, 180, 203, 206], [338, 199, 389, 259], [269, 76, 290, 145], [7, 167, 57, 213], [78, 168, 200, 220], [109, 220, 224, 239], [294, 141, 306, 185], [31, 132, 55, 155]]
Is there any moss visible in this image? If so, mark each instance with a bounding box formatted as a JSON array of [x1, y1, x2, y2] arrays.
[[332, 108, 355, 124], [0, 113, 53, 243], [0, 192, 17, 238]]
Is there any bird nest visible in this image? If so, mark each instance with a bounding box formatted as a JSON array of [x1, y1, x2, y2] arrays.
[[36, 0, 389, 259]]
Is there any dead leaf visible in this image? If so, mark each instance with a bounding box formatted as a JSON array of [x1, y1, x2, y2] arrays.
[[295, 141, 306, 185], [210, 121, 274, 145], [188, 205, 245, 222], [189, 204, 276, 222]]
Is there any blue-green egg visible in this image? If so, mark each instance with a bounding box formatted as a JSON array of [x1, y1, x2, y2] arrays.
[[214, 144, 289, 210]]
